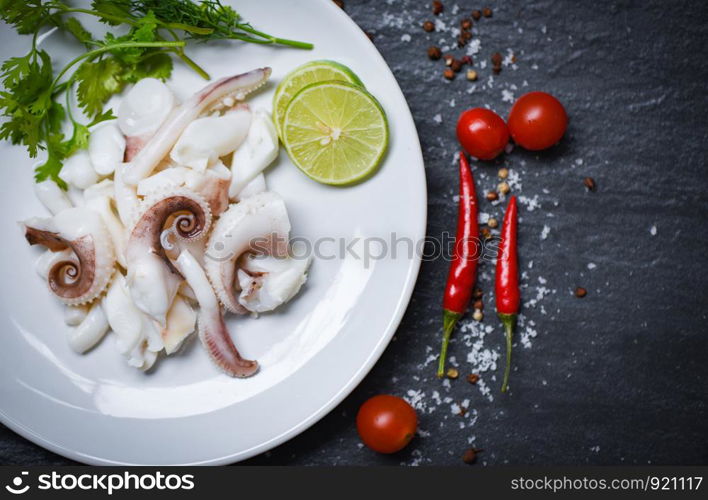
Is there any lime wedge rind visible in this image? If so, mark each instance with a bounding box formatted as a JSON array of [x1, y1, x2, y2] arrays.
[[281, 80, 389, 186], [273, 60, 364, 139]]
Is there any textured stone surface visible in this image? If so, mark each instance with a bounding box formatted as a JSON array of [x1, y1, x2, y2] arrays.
[[2, 0, 707, 466]]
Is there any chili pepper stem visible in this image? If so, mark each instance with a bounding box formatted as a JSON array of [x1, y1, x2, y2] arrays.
[[437, 309, 462, 378], [499, 313, 516, 392]]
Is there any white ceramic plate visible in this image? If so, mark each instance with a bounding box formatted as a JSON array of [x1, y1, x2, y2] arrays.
[[0, 0, 426, 465]]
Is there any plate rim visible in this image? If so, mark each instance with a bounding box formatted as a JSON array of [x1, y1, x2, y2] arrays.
[[0, 0, 428, 465]]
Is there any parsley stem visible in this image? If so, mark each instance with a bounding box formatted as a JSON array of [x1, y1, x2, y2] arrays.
[[48, 5, 139, 27], [50, 41, 186, 93], [163, 22, 214, 35], [52, 5, 214, 36], [237, 25, 313, 49], [174, 51, 210, 80]]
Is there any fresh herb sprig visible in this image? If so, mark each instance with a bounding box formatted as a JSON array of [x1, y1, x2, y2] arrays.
[[0, 0, 312, 186]]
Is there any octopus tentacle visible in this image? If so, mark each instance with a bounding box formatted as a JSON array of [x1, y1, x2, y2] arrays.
[[23, 208, 115, 305], [204, 192, 291, 314], [126, 187, 211, 325], [175, 249, 258, 377], [124, 67, 272, 185]]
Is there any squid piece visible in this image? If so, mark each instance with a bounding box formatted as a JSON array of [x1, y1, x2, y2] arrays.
[[173, 249, 258, 377], [186, 162, 231, 217], [138, 163, 232, 218], [170, 106, 251, 171], [118, 78, 176, 162], [34, 180, 72, 215], [64, 304, 89, 326], [137, 166, 191, 196], [59, 151, 98, 189], [126, 188, 211, 325], [114, 162, 142, 227], [204, 192, 291, 314], [89, 122, 126, 176], [161, 294, 197, 355], [235, 173, 267, 200], [66, 301, 110, 354], [23, 207, 115, 305], [237, 253, 310, 313], [123, 67, 271, 185], [229, 110, 279, 199], [84, 180, 128, 269], [103, 274, 163, 370]]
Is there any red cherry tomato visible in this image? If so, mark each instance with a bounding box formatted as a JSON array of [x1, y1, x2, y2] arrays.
[[507, 91, 568, 150], [456, 108, 510, 160], [356, 395, 417, 454]]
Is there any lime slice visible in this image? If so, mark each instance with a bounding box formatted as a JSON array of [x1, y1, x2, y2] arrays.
[[273, 60, 363, 138], [281, 81, 388, 185]]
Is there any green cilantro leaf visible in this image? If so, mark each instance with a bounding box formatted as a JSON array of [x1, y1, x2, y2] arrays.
[[90, 0, 132, 26], [63, 18, 95, 48], [75, 58, 125, 118]]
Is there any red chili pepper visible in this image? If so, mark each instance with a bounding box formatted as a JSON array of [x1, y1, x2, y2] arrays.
[[495, 195, 519, 392], [438, 153, 479, 378]]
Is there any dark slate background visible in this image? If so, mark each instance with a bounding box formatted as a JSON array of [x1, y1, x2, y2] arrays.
[[2, 0, 706, 466]]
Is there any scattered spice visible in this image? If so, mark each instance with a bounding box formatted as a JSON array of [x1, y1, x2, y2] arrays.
[[575, 287, 587, 298], [473, 299, 484, 311], [457, 35, 467, 48], [472, 309, 483, 321], [466, 373, 480, 384], [443, 68, 455, 80], [450, 58, 463, 73], [463, 448, 482, 464], [491, 52, 503, 66], [471, 9, 482, 20], [432, 0, 444, 15], [423, 20, 435, 32], [466, 69, 478, 81], [498, 167, 509, 179], [492, 65, 502, 75], [486, 191, 499, 201], [472, 288, 484, 300], [444, 54, 454, 66], [480, 227, 492, 239], [457, 405, 468, 416], [487, 217, 498, 228], [332, 0, 344, 9], [583, 177, 597, 191], [482, 7, 493, 17], [446, 367, 459, 379], [498, 181, 511, 194], [461, 18, 473, 30], [460, 30, 473, 41], [365, 32, 375, 41], [461, 55, 473, 65], [428, 46, 442, 60]]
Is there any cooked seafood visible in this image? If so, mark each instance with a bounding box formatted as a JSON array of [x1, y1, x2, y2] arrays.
[[204, 192, 291, 314], [123, 67, 271, 185], [229, 110, 279, 199], [23, 207, 115, 305], [21, 68, 309, 376]]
